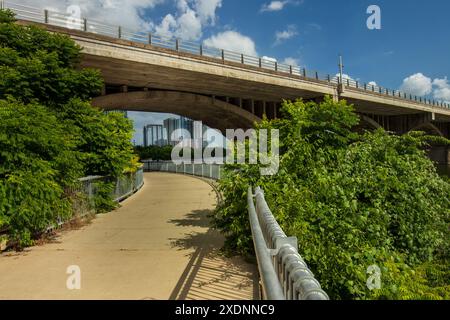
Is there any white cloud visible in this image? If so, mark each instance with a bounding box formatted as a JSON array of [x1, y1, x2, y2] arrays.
[[281, 57, 300, 66], [154, 0, 222, 40], [203, 31, 258, 56], [260, 0, 302, 12], [368, 81, 377, 86], [332, 73, 354, 82], [261, 1, 287, 12], [18, 0, 164, 31], [398, 73, 450, 103], [274, 25, 298, 45], [262, 56, 277, 62], [399, 73, 433, 96], [195, 0, 222, 25], [23, 0, 223, 41], [432, 77, 450, 103]]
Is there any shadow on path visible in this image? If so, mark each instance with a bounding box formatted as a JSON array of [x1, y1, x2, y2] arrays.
[[168, 210, 259, 300]]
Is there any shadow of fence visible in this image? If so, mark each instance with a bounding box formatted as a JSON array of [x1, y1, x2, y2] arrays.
[[168, 210, 259, 300]]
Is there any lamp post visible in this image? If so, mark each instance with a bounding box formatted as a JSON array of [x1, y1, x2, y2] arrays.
[[338, 54, 344, 84]]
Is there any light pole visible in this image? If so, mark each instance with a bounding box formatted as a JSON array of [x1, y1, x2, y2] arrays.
[[338, 54, 344, 84]]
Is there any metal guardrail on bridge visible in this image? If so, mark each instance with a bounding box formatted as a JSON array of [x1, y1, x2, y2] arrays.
[[2, 0, 449, 110]]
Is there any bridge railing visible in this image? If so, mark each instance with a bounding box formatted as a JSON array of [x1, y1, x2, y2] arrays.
[[70, 166, 144, 207], [3, 0, 449, 110], [142, 160, 222, 180], [248, 186, 329, 300]]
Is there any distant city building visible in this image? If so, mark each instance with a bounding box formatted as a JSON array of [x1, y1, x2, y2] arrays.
[[164, 116, 194, 146], [143, 116, 212, 147], [143, 124, 166, 147]]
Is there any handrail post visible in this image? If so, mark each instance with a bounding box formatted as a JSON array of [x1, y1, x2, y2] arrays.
[[199, 44, 203, 56], [83, 18, 87, 32], [176, 39, 179, 51], [148, 32, 152, 45], [44, 9, 49, 23], [118, 26, 122, 39], [241, 54, 244, 64], [221, 49, 225, 62]]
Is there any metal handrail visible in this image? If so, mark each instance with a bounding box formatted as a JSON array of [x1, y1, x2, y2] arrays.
[[142, 160, 223, 180], [2, 0, 449, 109], [248, 187, 285, 300], [249, 186, 329, 300]]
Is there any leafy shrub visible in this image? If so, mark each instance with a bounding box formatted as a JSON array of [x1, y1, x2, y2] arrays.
[[213, 97, 450, 299], [0, 10, 136, 246], [0, 100, 78, 245]]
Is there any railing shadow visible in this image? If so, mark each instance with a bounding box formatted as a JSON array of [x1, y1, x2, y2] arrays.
[[168, 210, 259, 300]]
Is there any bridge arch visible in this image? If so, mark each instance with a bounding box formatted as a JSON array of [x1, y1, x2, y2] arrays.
[[359, 114, 382, 130], [92, 91, 261, 133], [409, 122, 444, 137]]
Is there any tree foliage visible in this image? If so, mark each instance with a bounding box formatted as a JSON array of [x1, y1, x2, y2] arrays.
[[0, 10, 136, 246], [214, 96, 450, 299], [134, 145, 174, 161]]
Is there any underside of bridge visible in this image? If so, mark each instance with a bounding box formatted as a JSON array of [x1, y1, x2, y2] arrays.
[[93, 90, 262, 133], [93, 86, 450, 164]]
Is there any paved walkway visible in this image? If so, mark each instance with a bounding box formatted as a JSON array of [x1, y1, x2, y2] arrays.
[[0, 173, 258, 300]]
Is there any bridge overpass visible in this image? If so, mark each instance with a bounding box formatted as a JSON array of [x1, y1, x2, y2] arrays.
[[7, 2, 450, 162]]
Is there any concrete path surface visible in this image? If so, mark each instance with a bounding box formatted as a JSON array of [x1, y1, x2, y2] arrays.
[[0, 173, 258, 300]]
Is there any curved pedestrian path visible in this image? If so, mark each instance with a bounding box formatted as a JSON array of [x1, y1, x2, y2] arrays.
[[0, 172, 258, 300]]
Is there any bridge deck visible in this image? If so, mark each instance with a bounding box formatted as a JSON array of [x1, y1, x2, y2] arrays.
[[0, 173, 257, 300]]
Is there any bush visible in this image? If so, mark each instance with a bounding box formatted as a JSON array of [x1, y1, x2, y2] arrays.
[[0, 9, 136, 246], [213, 96, 450, 299], [0, 100, 78, 245]]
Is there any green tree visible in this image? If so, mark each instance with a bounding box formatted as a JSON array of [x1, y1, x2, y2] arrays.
[[214, 96, 450, 299], [0, 9, 136, 246], [0, 100, 79, 245]]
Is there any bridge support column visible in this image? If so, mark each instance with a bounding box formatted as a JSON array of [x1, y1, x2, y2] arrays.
[[447, 147, 450, 165]]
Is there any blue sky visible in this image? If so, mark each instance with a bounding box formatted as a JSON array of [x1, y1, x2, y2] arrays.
[[22, 0, 450, 144], [140, 0, 450, 89]]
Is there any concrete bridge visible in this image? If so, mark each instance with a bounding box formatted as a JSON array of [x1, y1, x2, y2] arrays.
[[9, 2, 450, 163], [0, 173, 257, 299], [43, 22, 450, 135]]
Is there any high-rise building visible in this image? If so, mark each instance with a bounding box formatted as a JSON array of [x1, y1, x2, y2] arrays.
[[164, 116, 194, 146], [143, 124, 166, 146]]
